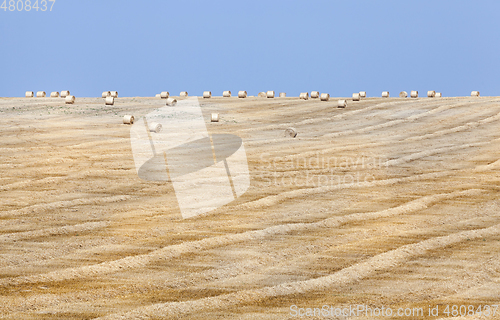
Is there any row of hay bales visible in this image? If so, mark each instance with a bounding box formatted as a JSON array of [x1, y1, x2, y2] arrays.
[[26, 91, 75, 104]]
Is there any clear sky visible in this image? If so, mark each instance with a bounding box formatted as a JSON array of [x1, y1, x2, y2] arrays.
[[1, 0, 499, 97]]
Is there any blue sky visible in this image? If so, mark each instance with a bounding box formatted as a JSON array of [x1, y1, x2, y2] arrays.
[[1, 0, 499, 97]]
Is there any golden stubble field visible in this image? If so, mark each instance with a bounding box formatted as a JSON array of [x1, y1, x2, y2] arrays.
[[0, 95, 500, 319]]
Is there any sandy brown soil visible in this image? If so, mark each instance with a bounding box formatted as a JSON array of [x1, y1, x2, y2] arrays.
[[0, 95, 499, 319]]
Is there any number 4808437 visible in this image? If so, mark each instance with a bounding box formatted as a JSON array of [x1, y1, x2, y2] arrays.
[[1, 0, 56, 11]]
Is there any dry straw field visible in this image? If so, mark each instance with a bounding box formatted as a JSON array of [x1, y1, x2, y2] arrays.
[[1, 94, 500, 319]]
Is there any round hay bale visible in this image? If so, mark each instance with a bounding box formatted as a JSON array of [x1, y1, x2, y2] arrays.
[[285, 127, 297, 138], [258, 92, 266, 98], [60, 91, 70, 98], [399, 91, 408, 98], [180, 91, 188, 97], [50, 92, 59, 98], [299, 92, 309, 100], [211, 113, 219, 122], [311, 91, 320, 99], [411, 90, 418, 98], [105, 96, 114, 105], [155, 94, 161, 98], [123, 115, 134, 124], [427, 90, 436, 98], [359, 91, 367, 98], [102, 91, 111, 98], [36, 91, 46, 97], [110, 91, 118, 98], [203, 91, 212, 98], [160, 91, 169, 99], [25, 91, 34, 98], [352, 93, 360, 101], [471, 91, 480, 97], [166, 97, 177, 106], [337, 99, 347, 108], [279, 92, 286, 98], [382, 91, 390, 98], [65, 95, 75, 104], [320, 93, 330, 101], [238, 91, 247, 98], [223, 90, 231, 97], [435, 92, 442, 98], [149, 122, 162, 133], [266, 91, 275, 98]]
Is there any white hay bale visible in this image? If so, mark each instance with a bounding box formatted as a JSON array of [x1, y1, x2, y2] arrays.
[[149, 122, 162, 133], [223, 90, 231, 97], [180, 91, 188, 97], [36, 91, 46, 97], [411, 90, 418, 98], [258, 92, 266, 97], [285, 127, 297, 138], [102, 91, 111, 98], [160, 91, 169, 99], [123, 115, 134, 124], [320, 93, 330, 101], [299, 92, 309, 100], [155, 94, 161, 98], [311, 91, 320, 99], [352, 93, 360, 101], [60, 91, 70, 98], [166, 97, 177, 106], [211, 113, 219, 122], [382, 91, 390, 98], [337, 99, 347, 108], [427, 90, 436, 98], [105, 96, 114, 105], [435, 92, 442, 98], [471, 91, 480, 97], [203, 91, 212, 98], [279, 92, 286, 98], [359, 91, 366, 98], [50, 92, 59, 98], [25, 91, 34, 98], [266, 91, 275, 98], [238, 91, 247, 98], [110, 91, 118, 98], [399, 91, 408, 98], [65, 95, 75, 104]]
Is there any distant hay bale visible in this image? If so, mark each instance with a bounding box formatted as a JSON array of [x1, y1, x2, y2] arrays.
[[238, 91, 247, 98], [299, 92, 309, 100], [266, 91, 275, 98], [337, 99, 347, 108], [320, 93, 330, 101], [155, 94, 161, 98], [359, 91, 366, 98], [105, 96, 114, 105], [279, 92, 286, 98], [102, 91, 111, 98], [60, 91, 70, 98], [50, 92, 59, 98], [203, 91, 212, 98], [311, 91, 320, 99], [36, 91, 46, 97], [65, 95, 75, 104], [123, 115, 134, 125], [435, 92, 442, 98], [352, 93, 360, 101], [427, 90, 436, 98], [180, 91, 188, 97], [382, 91, 389, 98], [166, 97, 177, 106], [399, 91, 408, 98], [25, 91, 34, 98], [411, 90, 418, 98], [471, 91, 480, 97], [285, 127, 297, 138], [110, 91, 118, 98], [258, 92, 266, 97], [148, 122, 162, 133], [223, 90, 231, 97], [211, 113, 219, 122], [160, 91, 169, 99]]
